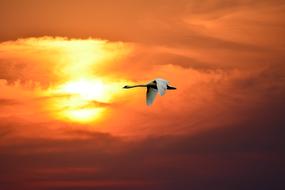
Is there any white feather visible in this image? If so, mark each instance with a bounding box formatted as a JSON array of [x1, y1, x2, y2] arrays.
[[146, 87, 158, 105], [155, 78, 168, 96]]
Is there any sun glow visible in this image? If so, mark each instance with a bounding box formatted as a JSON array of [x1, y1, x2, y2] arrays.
[[46, 77, 128, 123], [47, 79, 111, 123], [63, 108, 105, 123], [0, 37, 133, 124], [60, 79, 107, 101], [31, 37, 132, 123]]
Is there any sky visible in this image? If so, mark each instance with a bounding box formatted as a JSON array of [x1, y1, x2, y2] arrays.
[[0, 0, 285, 189]]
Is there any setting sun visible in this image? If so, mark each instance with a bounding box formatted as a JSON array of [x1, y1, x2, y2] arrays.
[[12, 38, 133, 123], [60, 79, 107, 101], [61, 107, 105, 123], [52, 79, 109, 123]]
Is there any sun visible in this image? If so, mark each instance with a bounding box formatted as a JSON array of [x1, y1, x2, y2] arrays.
[[48, 79, 110, 123], [61, 108, 105, 123], [45, 77, 127, 123], [33, 37, 132, 123], [60, 79, 107, 101]]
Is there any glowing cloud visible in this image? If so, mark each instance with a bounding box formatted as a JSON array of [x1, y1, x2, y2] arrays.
[[0, 37, 132, 123]]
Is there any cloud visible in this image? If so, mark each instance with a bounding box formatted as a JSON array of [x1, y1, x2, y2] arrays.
[[0, 125, 12, 138], [0, 98, 19, 106], [0, 37, 129, 85], [0, 36, 284, 137], [1, 0, 284, 51], [0, 61, 284, 190], [0, 1, 285, 189], [0, 59, 26, 82], [0, 94, 284, 190]]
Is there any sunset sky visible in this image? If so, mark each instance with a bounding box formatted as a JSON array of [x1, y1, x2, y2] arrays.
[[0, 0, 285, 190]]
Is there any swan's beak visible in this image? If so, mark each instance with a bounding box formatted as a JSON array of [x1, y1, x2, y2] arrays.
[[167, 86, 176, 90], [123, 86, 128, 89]]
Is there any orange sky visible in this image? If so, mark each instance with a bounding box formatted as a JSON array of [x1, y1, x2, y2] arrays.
[[0, 1, 285, 190]]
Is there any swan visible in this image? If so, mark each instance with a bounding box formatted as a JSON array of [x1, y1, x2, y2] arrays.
[[123, 78, 176, 105]]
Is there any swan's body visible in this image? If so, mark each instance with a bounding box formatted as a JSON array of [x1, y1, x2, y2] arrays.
[[123, 78, 176, 105]]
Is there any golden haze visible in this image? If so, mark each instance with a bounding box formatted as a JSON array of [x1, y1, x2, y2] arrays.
[[0, 37, 132, 123]]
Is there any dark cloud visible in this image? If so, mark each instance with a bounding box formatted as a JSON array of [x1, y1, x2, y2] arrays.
[[0, 50, 61, 85], [128, 51, 218, 70], [0, 95, 284, 190], [0, 126, 12, 138], [0, 0, 284, 51], [0, 98, 19, 106], [1, 70, 284, 189], [0, 59, 26, 83], [84, 100, 111, 108]]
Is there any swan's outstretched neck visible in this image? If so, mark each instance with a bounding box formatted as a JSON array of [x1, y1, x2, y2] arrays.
[[123, 84, 147, 89]]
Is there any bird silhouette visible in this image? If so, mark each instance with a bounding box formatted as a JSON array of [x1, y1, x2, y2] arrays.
[[123, 78, 176, 105]]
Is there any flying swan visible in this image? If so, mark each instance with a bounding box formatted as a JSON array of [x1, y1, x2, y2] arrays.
[[123, 78, 176, 105]]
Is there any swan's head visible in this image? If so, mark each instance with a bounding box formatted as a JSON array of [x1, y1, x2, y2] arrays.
[[123, 85, 131, 89]]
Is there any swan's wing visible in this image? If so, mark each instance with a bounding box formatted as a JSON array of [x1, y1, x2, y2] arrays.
[[146, 87, 158, 106], [155, 78, 168, 96]]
